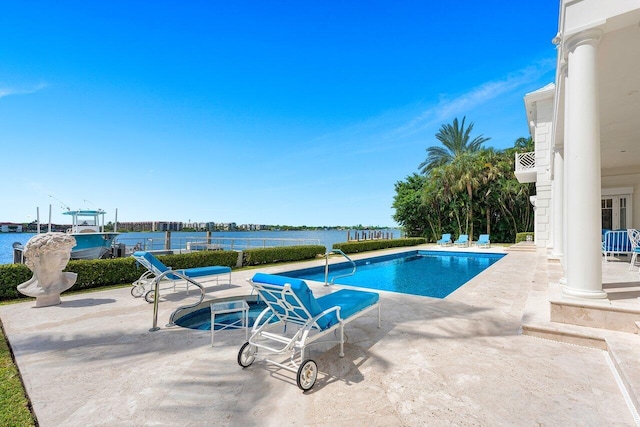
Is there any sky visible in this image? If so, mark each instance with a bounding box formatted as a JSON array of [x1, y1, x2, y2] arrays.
[[0, 1, 559, 227]]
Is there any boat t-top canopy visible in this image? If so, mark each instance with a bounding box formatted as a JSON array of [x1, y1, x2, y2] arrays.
[[62, 209, 108, 233]]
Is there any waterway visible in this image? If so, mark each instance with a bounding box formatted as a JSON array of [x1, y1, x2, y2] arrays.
[[0, 229, 399, 265]]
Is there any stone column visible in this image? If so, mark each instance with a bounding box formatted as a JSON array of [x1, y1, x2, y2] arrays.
[[551, 147, 564, 259], [562, 29, 606, 299]]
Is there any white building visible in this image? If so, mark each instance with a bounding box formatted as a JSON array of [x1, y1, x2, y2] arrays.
[[516, 0, 640, 299], [0, 223, 23, 232]]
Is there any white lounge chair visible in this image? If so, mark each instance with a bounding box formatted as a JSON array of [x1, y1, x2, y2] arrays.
[[237, 273, 380, 391], [475, 234, 490, 248], [131, 251, 231, 302], [437, 233, 452, 246], [602, 230, 633, 262], [454, 234, 469, 247], [628, 229, 640, 271]]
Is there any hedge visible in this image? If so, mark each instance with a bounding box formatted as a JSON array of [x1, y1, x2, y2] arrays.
[[515, 232, 534, 244], [332, 237, 426, 254], [242, 245, 326, 266]]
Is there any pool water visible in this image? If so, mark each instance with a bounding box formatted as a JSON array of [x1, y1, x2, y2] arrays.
[[279, 250, 505, 298], [175, 300, 268, 331]]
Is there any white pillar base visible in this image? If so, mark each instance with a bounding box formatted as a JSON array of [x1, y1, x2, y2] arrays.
[[561, 284, 607, 299], [549, 251, 564, 261]]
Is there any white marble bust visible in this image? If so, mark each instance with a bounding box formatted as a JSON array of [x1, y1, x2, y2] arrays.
[[17, 233, 78, 307]]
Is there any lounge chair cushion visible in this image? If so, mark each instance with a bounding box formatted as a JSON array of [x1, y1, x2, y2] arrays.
[[251, 273, 379, 329], [177, 266, 231, 277], [133, 251, 231, 280], [316, 289, 379, 327]]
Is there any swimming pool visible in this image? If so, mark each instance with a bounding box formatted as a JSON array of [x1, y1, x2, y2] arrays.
[[278, 250, 505, 298]]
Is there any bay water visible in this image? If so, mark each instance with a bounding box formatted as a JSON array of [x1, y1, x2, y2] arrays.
[[0, 229, 398, 265]]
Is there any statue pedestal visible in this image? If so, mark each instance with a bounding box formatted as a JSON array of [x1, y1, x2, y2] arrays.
[[35, 294, 62, 308]]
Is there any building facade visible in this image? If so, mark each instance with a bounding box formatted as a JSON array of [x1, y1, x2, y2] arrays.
[[516, 0, 640, 298]]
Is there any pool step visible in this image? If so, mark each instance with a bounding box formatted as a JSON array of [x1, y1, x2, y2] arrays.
[[505, 242, 537, 252], [522, 321, 640, 416]]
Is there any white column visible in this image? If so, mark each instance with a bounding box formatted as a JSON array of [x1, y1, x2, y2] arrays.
[[562, 29, 606, 299], [551, 147, 564, 259]]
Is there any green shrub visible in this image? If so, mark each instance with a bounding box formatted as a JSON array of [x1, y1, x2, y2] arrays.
[[332, 238, 426, 254], [515, 232, 534, 243], [243, 245, 325, 266], [0, 264, 31, 300]]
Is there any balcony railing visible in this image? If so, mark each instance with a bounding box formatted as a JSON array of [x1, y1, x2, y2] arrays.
[[514, 151, 536, 183]]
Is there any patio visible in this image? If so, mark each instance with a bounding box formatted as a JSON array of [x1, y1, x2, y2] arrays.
[[1, 245, 639, 425]]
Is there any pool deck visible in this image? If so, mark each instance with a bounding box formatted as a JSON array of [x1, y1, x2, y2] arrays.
[[2, 244, 640, 426]]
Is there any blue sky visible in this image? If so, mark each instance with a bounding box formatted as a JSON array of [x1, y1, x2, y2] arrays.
[[0, 1, 558, 227]]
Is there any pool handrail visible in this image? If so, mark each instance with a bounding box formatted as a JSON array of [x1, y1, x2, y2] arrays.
[[149, 269, 206, 331], [324, 249, 356, 286]]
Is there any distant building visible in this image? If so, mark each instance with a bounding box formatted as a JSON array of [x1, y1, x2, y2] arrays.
[[153, 222, 183, 232], [0, 223, 23, 232], [116, 221, 155, 232]]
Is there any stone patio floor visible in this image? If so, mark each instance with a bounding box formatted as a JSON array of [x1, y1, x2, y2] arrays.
[[1, 245, 639, 426]]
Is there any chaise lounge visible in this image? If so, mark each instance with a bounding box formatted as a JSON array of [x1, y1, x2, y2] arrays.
[[475, 234, 491, 248], [237, 273, 380, 391], [437, 233, 452, 246], [131, 251, 231, 302], [602, 230, 633, 262], [454, 234, 469, 247]]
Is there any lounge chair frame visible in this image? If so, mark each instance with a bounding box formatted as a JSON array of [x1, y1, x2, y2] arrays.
[[131, 251, 231, 302], [475, 234, 491, 248], [602, 230, 633, 262], [238, 276, 380, 391], [454, 235, 469, 248], [627, 229, 640, 271], [437, 233, 452, 246]]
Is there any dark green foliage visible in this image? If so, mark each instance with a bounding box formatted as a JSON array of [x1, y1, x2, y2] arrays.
[[394, 129, 535, 244], [0, 265, 31, 300], [243, 245, 326, 265], [515, 232, 534, 243], [392, 174, 430, 238], [418, 116, 490, 173], [155, 251, 239, 270], [332, 238, 426, 254], [65, 257, 140, 291]]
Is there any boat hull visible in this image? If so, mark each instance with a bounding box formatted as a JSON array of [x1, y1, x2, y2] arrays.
[[70, 233, 119, 260]]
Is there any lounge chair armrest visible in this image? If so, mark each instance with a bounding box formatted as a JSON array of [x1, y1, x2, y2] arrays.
[[311, 305, 342, 324]]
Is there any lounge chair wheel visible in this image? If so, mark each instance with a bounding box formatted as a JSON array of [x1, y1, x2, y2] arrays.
[[296, 359, 317, 391], [131, 286, 144, 298], [237, 342, 257, 368], [144, 290, 156, 304]]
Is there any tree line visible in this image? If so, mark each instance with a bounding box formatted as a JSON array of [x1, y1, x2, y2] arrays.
[[392, 117, 534, 243]]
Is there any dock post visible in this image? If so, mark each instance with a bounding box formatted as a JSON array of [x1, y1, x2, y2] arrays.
[[164, 231, 171, 251]]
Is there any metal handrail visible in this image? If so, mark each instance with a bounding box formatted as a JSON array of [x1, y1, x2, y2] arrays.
[[149, 269, 206, 331], [324, 249, 356, 286]]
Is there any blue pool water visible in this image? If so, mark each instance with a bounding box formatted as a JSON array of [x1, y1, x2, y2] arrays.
[[278, 250, 505, 298], [175, 300, 268, 331]]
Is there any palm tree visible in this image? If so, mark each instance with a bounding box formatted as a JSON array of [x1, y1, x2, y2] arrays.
[[418, 116, 490, 174]]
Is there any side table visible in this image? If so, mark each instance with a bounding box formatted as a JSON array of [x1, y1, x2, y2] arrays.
[[210, 300, 249, 346]]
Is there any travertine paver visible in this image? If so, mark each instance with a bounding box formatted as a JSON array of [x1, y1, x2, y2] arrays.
[[0, 246, 635, 426]]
